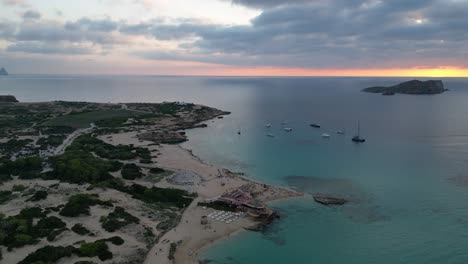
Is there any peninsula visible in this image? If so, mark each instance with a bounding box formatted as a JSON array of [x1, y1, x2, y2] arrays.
[[0, 99, 300, 264], [0, 67, 8, 76], [0, 95, 18, 102], [362, 80, 446, 95]]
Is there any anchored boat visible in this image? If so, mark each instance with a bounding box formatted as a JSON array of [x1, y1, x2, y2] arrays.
[[352, 121, 366, 143]]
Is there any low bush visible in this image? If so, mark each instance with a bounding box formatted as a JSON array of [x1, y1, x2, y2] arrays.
[[121, 164, 143, 180], [100, 206, 139, 232], [71, 223, 91, 235], [26, 190, 48, 202], [78, 240, 113, 261], [60, 194, 113, 217], [18, 245, 75, 264]]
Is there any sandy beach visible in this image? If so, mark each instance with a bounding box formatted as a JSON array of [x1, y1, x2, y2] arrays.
[[142, 144, 301, 264], [97, 129, 302, 263]]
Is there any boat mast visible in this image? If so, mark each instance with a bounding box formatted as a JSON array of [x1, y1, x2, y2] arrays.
[[357, 121, 360, 137]]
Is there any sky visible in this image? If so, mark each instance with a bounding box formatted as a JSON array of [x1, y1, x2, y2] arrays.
[[1, 0, 468, 76]]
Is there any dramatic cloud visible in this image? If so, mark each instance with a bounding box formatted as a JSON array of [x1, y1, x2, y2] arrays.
[[129, 0, 468, 68], [1, 0, 468, 73]]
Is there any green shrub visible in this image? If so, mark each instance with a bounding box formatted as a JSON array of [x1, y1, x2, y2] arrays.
[[18, 245, 75, 264], [78, 240, 113, 261], [19, 207, 46, 219], [101, 236, 124, 245], [12, 184, 28, 192], [47, 150, 115, 184], [71, 224, 91, 235], [26, 190, 48, 202], [60, 194, 113, 217], [0, 191, 12, 204], [149, 167, 165, 174], [121, 164, 143, 180], [100, 207, 139, 232]]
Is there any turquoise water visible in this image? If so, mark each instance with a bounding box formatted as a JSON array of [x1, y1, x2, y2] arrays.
[[2, 75, 468, 263]]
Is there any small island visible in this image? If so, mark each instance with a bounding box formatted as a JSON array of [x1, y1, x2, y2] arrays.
[[0, 67, 8, 76], [362, 80, 447, 95]]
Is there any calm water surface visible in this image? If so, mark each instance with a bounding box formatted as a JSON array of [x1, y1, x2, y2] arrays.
[[2, 75, 468, 263]]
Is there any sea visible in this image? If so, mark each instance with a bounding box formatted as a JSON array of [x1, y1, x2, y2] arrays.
[[2, 75, 468, 263]]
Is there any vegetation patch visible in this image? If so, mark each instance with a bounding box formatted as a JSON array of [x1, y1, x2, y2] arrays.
[[26, 190, 48, 202], [41, 125, 76, 135], [70, 134, 151, 161], [37, 135, 66, 149], [71, 223, 92, 236], [45, 149, 121, 184], [198, 201, 238, 212], [100, 206, 140, 232], [0, 190, 13, 204], [60, 194, 113, 217], [121, 163, 143, 180], [18, 245, 76, 264], [0, 207, 66, 250], [12, 184, 28, 192], [43, 109, 149, 128], [77, 240, 113, 261], [0, 156, 43, 179], [125, 184, 195, 208], [0, 139, 34, 157]]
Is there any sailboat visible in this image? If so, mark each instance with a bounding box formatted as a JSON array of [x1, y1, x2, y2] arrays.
[[352, 121, 366, 143]]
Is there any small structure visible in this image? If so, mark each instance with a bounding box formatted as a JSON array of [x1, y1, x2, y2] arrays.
[[218, 188, 266, 210]]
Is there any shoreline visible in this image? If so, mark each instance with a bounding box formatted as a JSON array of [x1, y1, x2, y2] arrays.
[[138, 142, 302, 264]]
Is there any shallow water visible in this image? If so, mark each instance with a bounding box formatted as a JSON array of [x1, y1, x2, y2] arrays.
[[2, 75, 468, 263]]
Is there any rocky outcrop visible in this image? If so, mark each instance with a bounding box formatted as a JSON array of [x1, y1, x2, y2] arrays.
[[245, 211, 280, 232], [0, 95, 18, 102], [363, 80, 447, 95], [313, 195, 348, 205], [0, 67, 8, 76]]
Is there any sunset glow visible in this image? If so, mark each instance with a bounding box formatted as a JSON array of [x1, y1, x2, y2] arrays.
[[1, 0, 468, 77]]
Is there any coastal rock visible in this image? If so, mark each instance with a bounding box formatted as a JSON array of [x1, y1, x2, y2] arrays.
[[0, 67, 8, 76], [313, 194, 348, 205], [362, 80, 446, 95], [245, 211, 280, 232], [0, 95, 18, 102]]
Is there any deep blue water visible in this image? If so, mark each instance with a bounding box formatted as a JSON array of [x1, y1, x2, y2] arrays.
[[2, 75, 468, 263]]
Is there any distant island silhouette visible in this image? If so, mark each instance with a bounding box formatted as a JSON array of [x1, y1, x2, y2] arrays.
[[362, 80, 447, 95], [0, 67, 8, 76]]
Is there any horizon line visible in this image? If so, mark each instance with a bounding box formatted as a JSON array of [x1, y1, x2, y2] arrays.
[[4, 73, 468, 78]]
